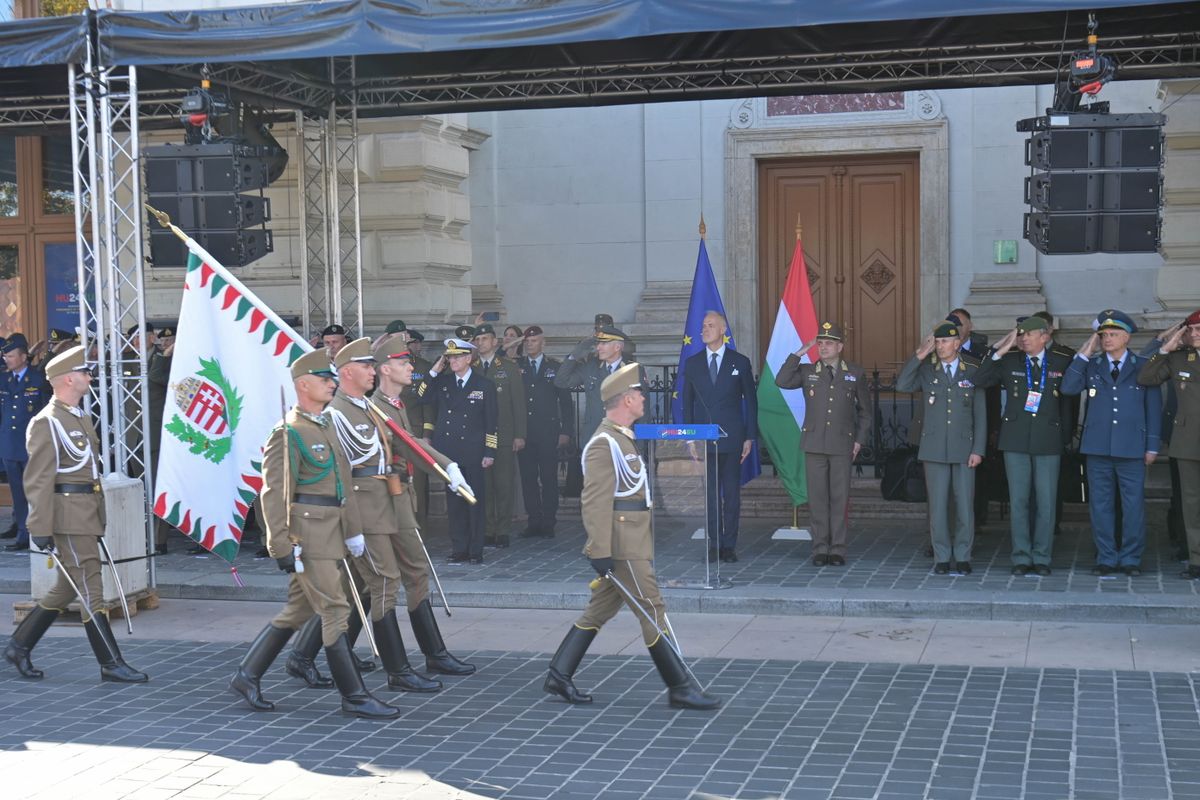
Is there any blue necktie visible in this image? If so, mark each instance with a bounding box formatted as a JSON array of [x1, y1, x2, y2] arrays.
[[709, 352, 719, 384]]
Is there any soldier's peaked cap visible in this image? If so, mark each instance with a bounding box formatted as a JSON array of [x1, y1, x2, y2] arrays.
[[375, 339, 412, 362], [815, 322, 844, 341], [595, 325, 628, 342], [46, 345, 90, 380], [291, 350, 335, 380], [601, 361, 642, 402], [1096, 309, 1136, 334], [334, 337, 375, 369], [444, 338, 476, 356]]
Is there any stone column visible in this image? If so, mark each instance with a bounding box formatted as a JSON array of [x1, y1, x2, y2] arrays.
[[1148, 79, 1200, 329]]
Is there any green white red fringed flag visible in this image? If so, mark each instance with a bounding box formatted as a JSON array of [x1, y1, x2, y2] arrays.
[[756, 229, 818, 507], [154, 238, 313, 576]]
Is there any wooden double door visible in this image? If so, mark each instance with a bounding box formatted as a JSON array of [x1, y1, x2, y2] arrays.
[[758, 153, 920, 374]]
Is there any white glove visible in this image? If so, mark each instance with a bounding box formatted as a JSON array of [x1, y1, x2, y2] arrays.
[[345, 534, 366, 559], [446, 462, 472, 495]]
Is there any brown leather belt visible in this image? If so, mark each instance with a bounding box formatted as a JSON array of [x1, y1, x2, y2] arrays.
[[351, 465, 401, 478], [54, 483, 99, 494], [613, 500, 648, 512], [293, 493, 342, 507]]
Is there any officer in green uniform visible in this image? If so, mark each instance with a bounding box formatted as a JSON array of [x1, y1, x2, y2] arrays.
[[229, 349, 398, 719], [554, 325, 647, 440], [970, 315, 1072, 576], [1138, 310, 1200, 577], [2, 345, 148, 683], [774, 322, 872, 566], [897, 321, 987, 574], [543, 363, 719, 711], [473, 323, 527, 547]]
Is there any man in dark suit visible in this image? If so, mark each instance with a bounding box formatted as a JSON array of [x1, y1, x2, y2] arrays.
[[415, 338, 498, 564], [949, 308, 988, 358], [682, 311, 757, 562], [518, 325, 574, 538], [1062, 309, 1162, 576], [0, 334, 51, 551]]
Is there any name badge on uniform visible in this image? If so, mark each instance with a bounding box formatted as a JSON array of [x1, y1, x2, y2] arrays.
[[468, 390, 484, 400], [1024, 391, 1042, 413]]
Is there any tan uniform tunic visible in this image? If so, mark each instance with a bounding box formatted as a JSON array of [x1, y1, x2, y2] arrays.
[[371, 391, 453, 611], [261, 407, 361, 646], [26, 399, 106, 620], [575, 418, 665, 645]]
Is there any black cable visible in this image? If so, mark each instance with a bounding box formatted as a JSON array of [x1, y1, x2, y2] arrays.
[[1051, 12, 1071, 112]]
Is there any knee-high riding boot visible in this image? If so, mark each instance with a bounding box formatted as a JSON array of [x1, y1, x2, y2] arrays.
[[85, 612, 149, 683], [229, 624, 294, 711], [409, 598, 475, 675], [648, 638, 720, 711], [543, 625, 596, 704], [3, 605, 59, 679], [325, 633, 401, 720], [285, 615, 333, 688], [374, 613, 441, 692]]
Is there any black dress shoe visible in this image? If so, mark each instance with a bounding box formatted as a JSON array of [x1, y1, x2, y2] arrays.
[[1033, 564, 1051, 576], [827, 554, 846, 567], [1180, 566, 1200, 580], [934, 562, 950, 575], [447, 553, 468, 564], [1121, 565, 1142, 577], [956, 562, 973, 575], [5, 541, 28, 552], [1091, 564, 1114, 576], [0, 524, 16, 540], [1011, 564, 1030, 576], [812, 554, 828, 566]]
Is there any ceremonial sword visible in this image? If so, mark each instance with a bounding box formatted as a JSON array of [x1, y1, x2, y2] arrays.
[[34, 543, 119, 662], [98, 539, 133, 634], [590, 570, 702, 687], [341, 558, 380, 658]]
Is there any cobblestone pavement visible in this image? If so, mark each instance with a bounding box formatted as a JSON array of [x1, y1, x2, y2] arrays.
[[3, 635, 1200, 800]]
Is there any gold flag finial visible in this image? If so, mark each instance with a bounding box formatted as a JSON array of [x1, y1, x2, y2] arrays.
[[144, 203, 189, 244], [795, 213, 803, 241], [699, 215, 707, 239]]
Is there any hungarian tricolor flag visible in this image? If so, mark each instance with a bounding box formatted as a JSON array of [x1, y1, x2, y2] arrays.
[[756, 230, 818, 506], [154, 237, 312, 563]]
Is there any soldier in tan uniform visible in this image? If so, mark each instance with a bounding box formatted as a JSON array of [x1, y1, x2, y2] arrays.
[[2, 345, 148, 683], [228, 349, 398, 719], [1138, 310, 1200, 578], [774, 322, 872, 566], [473, 323, 527, 547], [543, 363, 720, 711]]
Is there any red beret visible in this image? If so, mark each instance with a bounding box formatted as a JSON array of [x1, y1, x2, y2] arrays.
[[1186, 309, 1200, 326]]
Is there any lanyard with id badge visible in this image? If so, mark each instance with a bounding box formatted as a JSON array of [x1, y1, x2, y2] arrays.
[[1023, 355, 1046, 414]]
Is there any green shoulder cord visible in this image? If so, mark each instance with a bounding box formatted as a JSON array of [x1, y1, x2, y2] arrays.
[[286, 425, 344, 501]]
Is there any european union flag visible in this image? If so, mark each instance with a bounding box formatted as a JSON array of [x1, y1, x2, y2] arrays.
[[671, 237, 761, 485]]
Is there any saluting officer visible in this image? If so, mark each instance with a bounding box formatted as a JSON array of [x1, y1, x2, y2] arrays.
[[518, 325, 573, 538], [774, 322, 872, 566], [473, 323, 527, 547], [554, 325, 646, 440], [1062, 309, 1162, 576], [323, 337, 442, 693], [321, 323, 350, 363], [0, 333, 51, 551], [897, 322, 987, 575], [1138, 310, 1200, 578], [971, 315, 1072, 575], [229, 349, 398, 720], [370, 339, 476, 675], [543, 363, 719, 710], [2, 345, 147, 683], [416, 338, 498, 564]]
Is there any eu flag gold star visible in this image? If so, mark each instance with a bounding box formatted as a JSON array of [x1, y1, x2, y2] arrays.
[[682, 335, 692, 345], [723, 334, 731, 343]]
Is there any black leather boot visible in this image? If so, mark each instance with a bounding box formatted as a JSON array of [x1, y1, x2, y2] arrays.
[[648, 638, 720, 711], [285, 615, 333, 688], [229, 624, 293, 711], [325, 633, 401, 720], [346, 599, 376, 672], [374, 614, 442, 692], [543, 625, 596, 704], [85, 613, 149, 683], [3, 605, 59, 679], [409, 598, 475, 675]]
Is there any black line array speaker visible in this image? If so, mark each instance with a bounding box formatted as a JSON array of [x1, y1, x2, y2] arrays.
[[145, 142, 278, 268], [1017, 112, 1165, 254]]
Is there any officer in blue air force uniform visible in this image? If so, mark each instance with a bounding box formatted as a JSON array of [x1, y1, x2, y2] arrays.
[[0, 334, 51, 551], [1061, 309, 1162, 576]]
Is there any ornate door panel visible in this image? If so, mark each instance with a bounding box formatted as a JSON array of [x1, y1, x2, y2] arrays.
[[758, 154, 919, 372]]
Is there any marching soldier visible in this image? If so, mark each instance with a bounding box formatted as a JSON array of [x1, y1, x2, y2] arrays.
[[554, 325, 646, 441], [229, 349, 398, 719], [543, 363, 719, 710], [0, 334, 51, 551], [2, 345, 147, 683], [971, 315, 1073, 575], [370, 338, 476, 674], [1062, 310, 1162, 576], [774, 322, 872, 566], [518, 325, 573, 538], [1138, 311, 1200, 578], [320, 337, 443, 692], [416, 338, 497, 564], [473, 323, 526, 547], [897, 322, 987, 574]]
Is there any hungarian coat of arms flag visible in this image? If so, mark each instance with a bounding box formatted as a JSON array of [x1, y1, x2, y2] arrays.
[[154, 240, 312, 562]]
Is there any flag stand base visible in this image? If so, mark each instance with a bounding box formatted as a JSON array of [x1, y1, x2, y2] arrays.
[[771, 527, 812, 541]]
